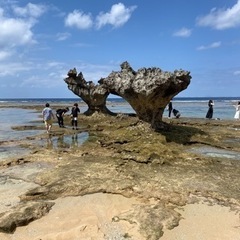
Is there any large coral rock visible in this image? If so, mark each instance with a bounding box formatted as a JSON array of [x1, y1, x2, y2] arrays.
[[99, 62, 191, 129], [64, 69, 114, 115]]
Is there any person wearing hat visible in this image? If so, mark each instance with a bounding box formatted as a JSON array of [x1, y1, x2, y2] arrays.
[[56, 107, 69, 128]]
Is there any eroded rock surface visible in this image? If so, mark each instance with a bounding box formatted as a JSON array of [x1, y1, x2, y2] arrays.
[[0, 201, 54, 233], [64, 68, 114, 115], [65, 62, 191, 129], [0, 111, 239, 238], [99, 61, 191, 128]]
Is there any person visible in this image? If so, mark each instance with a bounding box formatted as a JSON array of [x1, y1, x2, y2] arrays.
[[233, 101, 240, 120], [56, 107, 69, 128], [172, 108, 181, 118], [206, 99, 214, 119], [167, 101, 173, 118], [42, 103, 54, 133], [71, 103, 80, 130]]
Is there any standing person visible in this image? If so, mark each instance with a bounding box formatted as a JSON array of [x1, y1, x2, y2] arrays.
[[233, 101, 240, 120], [42, 103, 54, 133], [56, 107, 69, 128], [167, 101, 173, 118], [71, 103, 80, 130], [206, 99, 214, 119]]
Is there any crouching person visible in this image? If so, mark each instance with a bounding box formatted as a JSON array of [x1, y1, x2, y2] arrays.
[[56, 107, 69, 128], [173, 109, 181, 118]]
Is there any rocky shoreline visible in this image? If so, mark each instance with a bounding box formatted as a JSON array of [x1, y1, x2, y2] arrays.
[[0, 106, 240, 239]]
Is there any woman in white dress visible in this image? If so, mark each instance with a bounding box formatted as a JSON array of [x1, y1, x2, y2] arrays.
[[233, 101, 240, 120]]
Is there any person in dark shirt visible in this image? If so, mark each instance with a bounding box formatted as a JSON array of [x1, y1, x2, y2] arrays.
[[56, 107, 69, 128], [71, 103, 80, 130], [206, 99, 214, 119], [168, 101, 173, 118]]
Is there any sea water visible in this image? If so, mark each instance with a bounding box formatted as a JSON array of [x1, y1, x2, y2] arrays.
[[0, 97, 239, 142], [0, 97, 239, 161], [0, 108, 43, 142]]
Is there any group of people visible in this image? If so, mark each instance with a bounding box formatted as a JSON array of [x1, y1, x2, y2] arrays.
[[42, 103, 80, 133], [167, 100, 240, 120], [205, 99, 240, 120], [167, 101, 181, 118]]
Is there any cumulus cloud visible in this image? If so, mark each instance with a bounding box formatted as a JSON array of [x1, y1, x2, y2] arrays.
[[197, 41, 221, 50], [65, 10, 93, 29], [196, 0, 240, 30], [96, 3, 137, 29], [0, 2, 47, 78], [173, 27, 192, 37], [0, 12, 34, 48], [0, 3, 47, 49]]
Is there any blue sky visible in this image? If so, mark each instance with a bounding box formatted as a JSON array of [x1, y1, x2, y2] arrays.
[[0, 0, 240, 98]]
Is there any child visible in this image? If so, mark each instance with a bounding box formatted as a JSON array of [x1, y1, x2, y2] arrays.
[[71, 103, 80, 130], [42, 103, 54, 133], [56, 107, 69, 128]]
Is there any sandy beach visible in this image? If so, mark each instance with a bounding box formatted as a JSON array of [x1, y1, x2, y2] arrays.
[[0, 194, 239, 240], [0, 105, 240, 239]]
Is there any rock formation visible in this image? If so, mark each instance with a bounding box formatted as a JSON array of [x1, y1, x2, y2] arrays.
[[64, 68, 114, 115], [65, 62, 191, 129], [99, 61, 191, 129]]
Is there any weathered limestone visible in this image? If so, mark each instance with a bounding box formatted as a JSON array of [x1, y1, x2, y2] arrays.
[[0, 201, 54, 233], [64, 68, 114, 115], [65, 62, 191, 129], [99, 61, 191, 129]]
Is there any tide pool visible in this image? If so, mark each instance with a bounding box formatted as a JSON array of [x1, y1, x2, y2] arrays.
[[0, 108, 43, 142]]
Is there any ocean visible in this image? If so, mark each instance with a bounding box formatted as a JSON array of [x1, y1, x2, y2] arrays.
[[0, 97, 239, 120], [0, 96, 239, 140]]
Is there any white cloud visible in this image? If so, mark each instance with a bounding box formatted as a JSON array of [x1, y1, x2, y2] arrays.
[[173, 27, 192, 37], [197, 41, 221, 50], [12, 3, 47, 18], [0, 17, 34, 48], [56, 32, 71, 41], [196, 0, 240, 30], [65, 10, 93, 29], [0, 50, 12, 61], [96, 3, 137, 29], [0, 3, 47, 50], [0, 62, 32, 77]]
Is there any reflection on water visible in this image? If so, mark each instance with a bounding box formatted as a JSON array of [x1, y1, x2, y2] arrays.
[[45, 132, 89, 149]]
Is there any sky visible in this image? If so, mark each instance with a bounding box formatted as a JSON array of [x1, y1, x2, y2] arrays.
[[0, 0, 240, 98]]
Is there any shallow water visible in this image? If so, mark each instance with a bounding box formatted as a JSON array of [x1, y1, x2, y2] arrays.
[[39, 132, 89, 149], [0, 145, 29, 161], [190, 146, 240, 160], [0, 108, 89, 160], [0, 108, 43, 141]]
